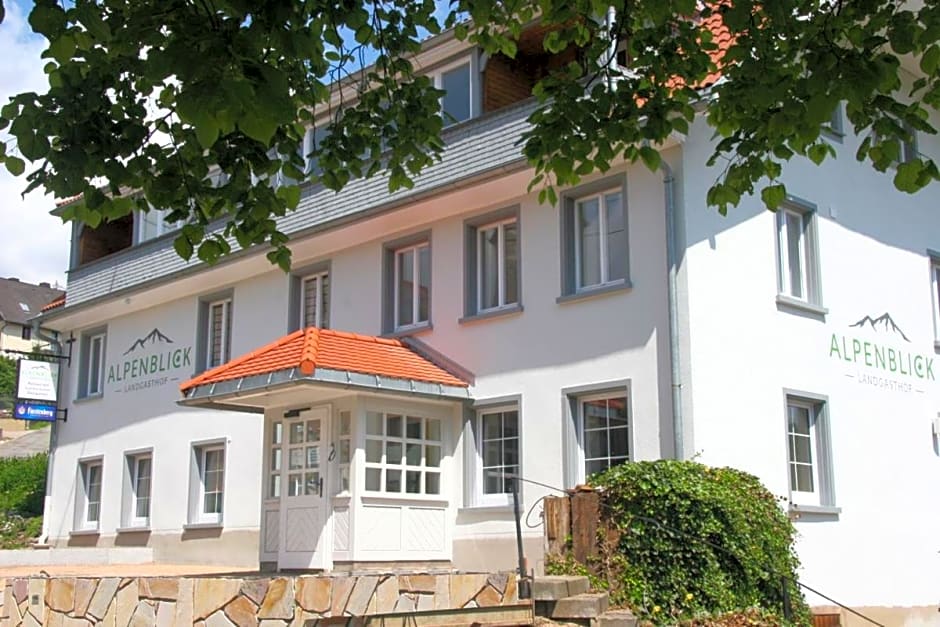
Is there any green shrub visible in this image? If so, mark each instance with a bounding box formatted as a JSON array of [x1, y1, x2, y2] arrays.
[[563, 460, 810, 625], [0, 453, 48, 516]]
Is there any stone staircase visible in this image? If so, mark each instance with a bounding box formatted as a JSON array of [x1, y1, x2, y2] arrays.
[[531, 576, 637, 627]]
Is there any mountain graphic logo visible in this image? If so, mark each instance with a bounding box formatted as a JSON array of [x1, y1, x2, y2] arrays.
[[849, 313, 910, 342], [123, 328, 175, 355]]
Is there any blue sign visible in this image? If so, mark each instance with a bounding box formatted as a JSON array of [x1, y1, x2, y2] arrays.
[[14, 402, 57, 422]]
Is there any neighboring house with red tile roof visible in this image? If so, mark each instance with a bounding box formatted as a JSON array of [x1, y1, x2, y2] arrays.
[[33, 14, 940, 624], [0, 277, 64, 354]]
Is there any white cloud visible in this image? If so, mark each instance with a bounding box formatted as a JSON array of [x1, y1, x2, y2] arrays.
[[0, 1, 70, 288]]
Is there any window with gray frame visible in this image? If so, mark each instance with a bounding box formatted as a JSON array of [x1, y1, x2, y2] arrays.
[[561, 177, 629, 297], [581, 394, 630, 477], [931, 256, 940, 341], [435, 61, 473, 126], [775, 201, 822, 306], [382, 233, 431, 333], [784, 392, 836, 509], [289, 265, 331, 331], [124, 451, 152, 527], [76, 459, 103, 531], [464, 208, 521, 317], [190, 442, 225, 524], [196, 295, 233, 372], [78, 329, 106, 398], [478, 407, 519, 500]]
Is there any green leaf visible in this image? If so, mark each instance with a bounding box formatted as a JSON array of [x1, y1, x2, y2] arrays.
[[48, 34, 76, 63], [638, 145, 662, 171], [760, 184, 787, 210], [4, 156, 24, 177], [894, 160, 923, 193], [173, 235, 194, 260], [239, 114, 279, 145], [276, 184, 301, 209]]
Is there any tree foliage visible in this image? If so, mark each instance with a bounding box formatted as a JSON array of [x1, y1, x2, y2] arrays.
[[548, 460, 809, 626], [1, 0, 939, 268]]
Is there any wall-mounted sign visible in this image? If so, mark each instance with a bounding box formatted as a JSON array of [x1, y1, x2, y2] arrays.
[[13, 401, 57, 422], [828, 312, 934, 394], [15, 359, 59, 403], [106, 328, 192, 393]]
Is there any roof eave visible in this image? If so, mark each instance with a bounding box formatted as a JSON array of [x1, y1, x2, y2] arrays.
[[178, 365, 471, 411]]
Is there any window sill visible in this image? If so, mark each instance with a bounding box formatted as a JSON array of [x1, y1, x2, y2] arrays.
[[788, 503, 841, 520], [362, 494, 448, 507], [182, 521, 224, 531], [74, 393, 104, 404], [775, 295, 828, 318], [557, 281, 632, 305], [115, 526, 151, 534], [69, 529, 100, 537], [459, 304, 524, 325], [384, 323, 433, 339], [459, 503, 515, 514]]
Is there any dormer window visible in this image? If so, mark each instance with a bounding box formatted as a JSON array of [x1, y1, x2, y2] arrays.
[[136, 207, 173, 244], [432, 58, 478, 126]]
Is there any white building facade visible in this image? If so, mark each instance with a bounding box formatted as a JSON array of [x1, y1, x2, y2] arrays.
[[36, 29, 940, 624]]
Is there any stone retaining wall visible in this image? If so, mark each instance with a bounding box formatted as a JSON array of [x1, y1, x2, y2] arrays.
[[0, 572, 519, 626]]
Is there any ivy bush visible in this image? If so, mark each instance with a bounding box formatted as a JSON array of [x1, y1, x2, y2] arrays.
[[553, 460, 810, 626], [0, 453, 48, 516]]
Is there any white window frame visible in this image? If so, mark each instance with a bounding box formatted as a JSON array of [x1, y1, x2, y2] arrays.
[[205, 299, 232, 370], [783, 391, 836, 512], [190, 442, 226, 525], [430, 57, 478, 126], [476, 218, 519, 313], [363, 412, 443, 497], [123, 451, 153, 528], [579, 392, 631, 479], [474, 405, 520, 507], [573, 189, 626, 292], [393, 242, 430, 331], [931, 256, 940, 344], [300, 270, 330, 329], [774, 200, 822, 308], [76, 458, 103, 532], [81, 331, 106, 398], [135, 207, 173, 244]]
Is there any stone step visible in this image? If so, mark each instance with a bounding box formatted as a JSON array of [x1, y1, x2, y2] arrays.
[[550, 592, 609, 620], [531, 576, 591, 601], [594, 609, 638, 627]]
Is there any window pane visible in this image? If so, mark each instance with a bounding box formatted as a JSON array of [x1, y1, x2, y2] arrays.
[[586, 430, 608, 459], [306, 446, 319, 469], [441, 64, 471, 124], [483, 440, 502, 467], [303, 276, 318, 327], [425, 472, 440, 495], [320, 274, 330, 329], [794, 464, 814, 492], [209, 303, 224, 367], [304, 472, 320, 496], [785, 212, 804, 298], [386, 469, 402, 492], [583, 400, 607, 430], [289, 448, 303, 470], [397, 249, 414, 326], [306, 420, 321, 442], [426, 445, 441, 467], [418, 246, 431, 323], [387, 415, 402, 437], [339, 411, 350, 436], [610, 428, 629, 459], [272, 422, 283, 445], [483, 413, 501, 440], [270, 449, 282, 471], [269, 474, 281, 499], [365, 439, 382, 463], [788, 405, 811, 435], [426, 419, 441, 442], [365, 468, 381, 491], [89, 338, 102, 394], [339, 440, 350, 464], [586, 459, 608, 477], [366, 412, 383, 436], [480, 226, 499, 310], [608, 397, 628, 428], [406, 470, 421, 494], [578, 198, 602, 288], [504, 411, 519, 438], [406, 416, 422, 439], [504, 222, 519, 305], [791, 435, 812, 465], [605, 193, 626, 282], [406, 443, 422, 466], [289, 423, 304, 444], [386, 441, 403, 464], [288, 473, 302, 497]]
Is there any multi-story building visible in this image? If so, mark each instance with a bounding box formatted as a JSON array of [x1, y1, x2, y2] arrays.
[[0, 278, 64, 355], [37, 24, 939, 624]]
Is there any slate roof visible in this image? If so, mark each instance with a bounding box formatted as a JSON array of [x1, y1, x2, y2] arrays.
[[0, 278, 65, 325]]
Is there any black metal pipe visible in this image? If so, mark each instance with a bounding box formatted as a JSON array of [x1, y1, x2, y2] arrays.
[[512, 476, 530, 599]]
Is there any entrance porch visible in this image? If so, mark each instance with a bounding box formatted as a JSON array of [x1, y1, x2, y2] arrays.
[[179, 328, 474, 573]]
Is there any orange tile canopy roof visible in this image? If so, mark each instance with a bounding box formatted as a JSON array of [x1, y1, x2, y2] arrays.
[[180, 327, 469, 394]]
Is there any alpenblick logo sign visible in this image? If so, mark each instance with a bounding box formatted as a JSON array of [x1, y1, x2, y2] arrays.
[[107, 328, 192, 392], [828, 313, 934, 393]]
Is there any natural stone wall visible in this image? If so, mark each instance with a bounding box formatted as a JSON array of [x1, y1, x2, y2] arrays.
[[0, 572, 519, 626]]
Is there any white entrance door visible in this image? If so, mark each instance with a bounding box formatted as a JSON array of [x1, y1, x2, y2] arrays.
[[278, 407, 330, 569]]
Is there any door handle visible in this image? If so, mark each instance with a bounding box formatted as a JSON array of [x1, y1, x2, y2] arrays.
[[318, 476, 324, 498], [328, 443, 336, 462]]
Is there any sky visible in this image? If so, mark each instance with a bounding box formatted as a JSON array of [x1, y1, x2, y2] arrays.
[[0, 0, 70, 288]]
